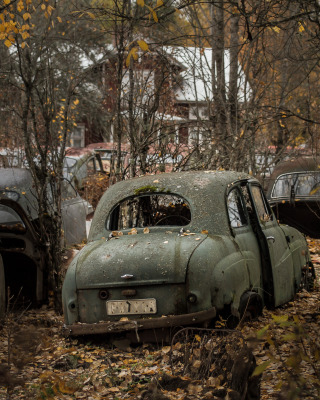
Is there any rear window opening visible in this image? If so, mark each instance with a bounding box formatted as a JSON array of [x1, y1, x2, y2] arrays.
[[108, 194, 191, 230]]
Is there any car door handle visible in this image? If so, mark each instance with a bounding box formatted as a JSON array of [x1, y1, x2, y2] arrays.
[[267, 236, 275, 243]]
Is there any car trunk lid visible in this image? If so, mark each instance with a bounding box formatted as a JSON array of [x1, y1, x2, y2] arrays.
[[75, 232, 206, 289]]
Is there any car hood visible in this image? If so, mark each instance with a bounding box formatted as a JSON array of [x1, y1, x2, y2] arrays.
[[75, 232, 207, 289]]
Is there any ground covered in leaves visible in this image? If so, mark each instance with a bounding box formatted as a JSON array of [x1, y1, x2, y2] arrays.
[[1, 239, 320, 400]]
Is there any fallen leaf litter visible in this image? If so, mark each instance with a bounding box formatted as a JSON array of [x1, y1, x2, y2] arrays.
[[0, 238, 319, 399]]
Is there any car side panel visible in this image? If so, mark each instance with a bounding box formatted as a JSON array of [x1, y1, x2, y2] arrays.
[[187, 235, 262, 316], [260, 219, 295, 307], [279, 224, 309, 290], [231, 226, 263, 298]]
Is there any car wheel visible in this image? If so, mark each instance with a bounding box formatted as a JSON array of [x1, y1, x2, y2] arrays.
[[239, 291, 263, 322], [0, 254, 5, 319]]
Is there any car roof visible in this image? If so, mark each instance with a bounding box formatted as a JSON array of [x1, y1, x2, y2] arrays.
[[0, 167, 33, 187], [89, 170, 255, 239], [0, 168, 39, 220], [266, 157, 320, 198]]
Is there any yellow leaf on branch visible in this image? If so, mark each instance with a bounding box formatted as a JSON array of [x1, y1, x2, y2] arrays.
[[4, 39, 12, 47], [23, 12, 31, 20], [137, 39, 149, 52]]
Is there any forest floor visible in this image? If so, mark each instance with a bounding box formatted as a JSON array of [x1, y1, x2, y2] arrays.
[[0, 239, 320, 400]]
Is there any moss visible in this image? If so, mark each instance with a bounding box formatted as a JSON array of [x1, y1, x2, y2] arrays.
[[134, 185, 159, 195], [134, 185, 171, 195]]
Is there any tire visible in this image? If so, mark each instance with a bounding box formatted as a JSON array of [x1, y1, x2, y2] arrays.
[[239, 292, 263, 322]]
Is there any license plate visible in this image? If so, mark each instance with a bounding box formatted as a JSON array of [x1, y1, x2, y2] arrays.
[[106, 298, 157, 315]]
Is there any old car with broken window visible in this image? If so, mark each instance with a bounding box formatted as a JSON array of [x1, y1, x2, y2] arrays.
[[0, 168, 92, 315], [266, 157, 320, 238], [64, 147, 107, 190], [62, 171, 315, 336]]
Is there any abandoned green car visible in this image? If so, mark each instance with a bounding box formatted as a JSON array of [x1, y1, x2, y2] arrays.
[[62, 171, 315, 335]]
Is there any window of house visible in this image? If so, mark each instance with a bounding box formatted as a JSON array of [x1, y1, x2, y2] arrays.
[[179, 125, 188, 145], [188, 127, 203, 146], [108, 194, 191, 230], [70, 125, 85, 148]]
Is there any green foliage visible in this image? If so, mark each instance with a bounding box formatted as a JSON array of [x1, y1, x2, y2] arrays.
[[134, 185, 159, 195]]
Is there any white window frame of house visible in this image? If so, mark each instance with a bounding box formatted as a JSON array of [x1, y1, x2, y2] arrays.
[[189, 105, 209, 120], [188, 126, 203, 146], [70, 124, 85, 148]]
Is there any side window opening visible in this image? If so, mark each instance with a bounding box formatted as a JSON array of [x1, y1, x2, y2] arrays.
[[108, 194, 191, 230], [87, 158, 96, 175], [251, 185, 272, 222], [227, 188, 247, 228]]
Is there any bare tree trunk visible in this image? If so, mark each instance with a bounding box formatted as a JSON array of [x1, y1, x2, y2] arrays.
[[228, 3, 240, 163], [211, 0, 228, 168]]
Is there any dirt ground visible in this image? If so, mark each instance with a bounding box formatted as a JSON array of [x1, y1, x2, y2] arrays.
[[0, 239, 320, 400]]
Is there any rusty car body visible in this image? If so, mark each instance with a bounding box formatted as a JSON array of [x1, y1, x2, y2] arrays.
[[64, 147, 107, 190], [266, 157, 320, 238], [0, 168, 92, 311], [62, 171, 314, 336]]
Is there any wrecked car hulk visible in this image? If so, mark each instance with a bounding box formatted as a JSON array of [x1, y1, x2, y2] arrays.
[[0, 168, 92, 313], [62, 171, 315, 336], [266, 157, 320, 238]]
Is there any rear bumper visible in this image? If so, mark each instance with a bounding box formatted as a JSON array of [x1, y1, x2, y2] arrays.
[[63, 307, 217, 336]]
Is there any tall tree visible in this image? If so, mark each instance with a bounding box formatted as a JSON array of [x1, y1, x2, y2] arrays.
[[0, 0, 105, 306]]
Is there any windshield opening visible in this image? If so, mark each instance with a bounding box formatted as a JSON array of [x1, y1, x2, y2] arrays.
[[108, 194, 191, 230], [272, 172, 320, 198], [0, 205, 26, 232], [63, 157, 77, 171]]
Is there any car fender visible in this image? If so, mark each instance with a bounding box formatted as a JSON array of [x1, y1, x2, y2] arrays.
[[279, 225, 311, 290], [62, 255, 80, 325], [187, 236, 252, 315]]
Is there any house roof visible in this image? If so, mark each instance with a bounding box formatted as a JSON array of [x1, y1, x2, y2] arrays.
[[79, 44, 250, 105]]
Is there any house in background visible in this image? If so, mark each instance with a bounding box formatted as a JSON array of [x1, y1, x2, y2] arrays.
[[69, 45, 249, 155]]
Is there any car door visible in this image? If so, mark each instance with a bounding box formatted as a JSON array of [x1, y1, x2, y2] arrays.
[[246, 183, 295, 307], [61, 181, 92, 245], [226, 185, 263, 297]]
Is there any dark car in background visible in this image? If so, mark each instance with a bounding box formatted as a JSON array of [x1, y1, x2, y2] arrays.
[[266, 157, 320, 238], [62, 171, 314, 336], [0, 168, 92, 315]]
